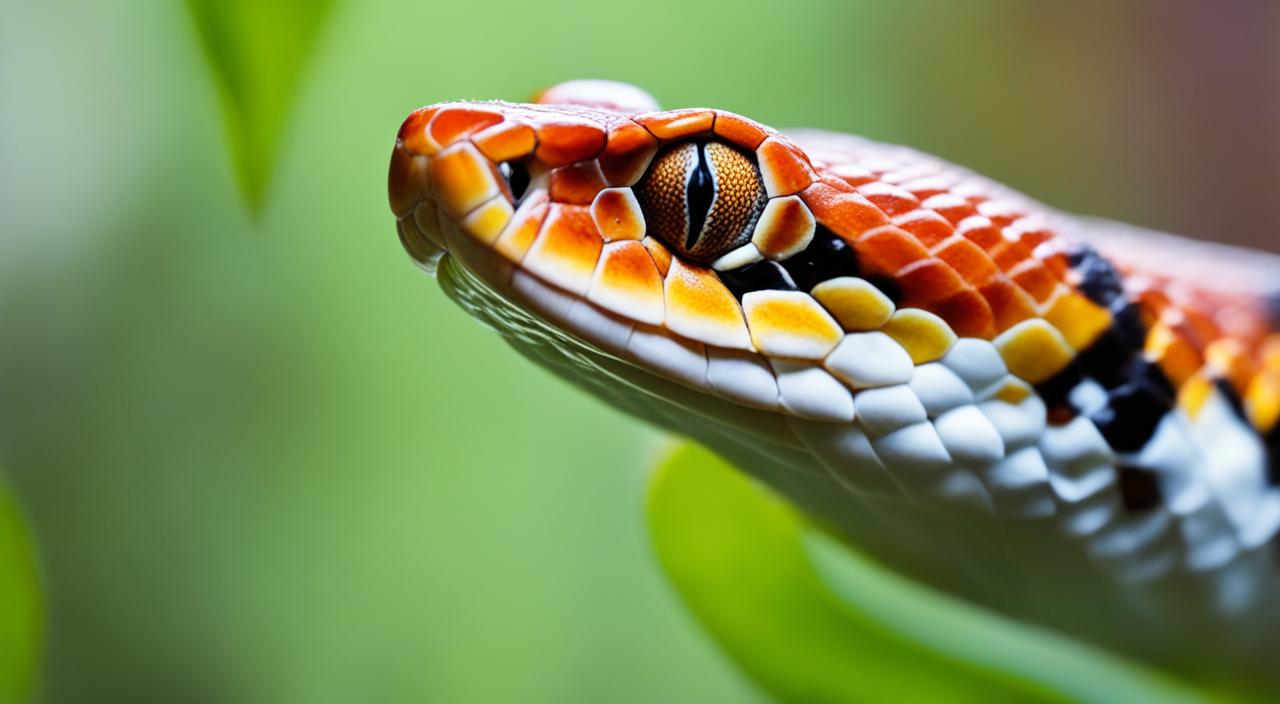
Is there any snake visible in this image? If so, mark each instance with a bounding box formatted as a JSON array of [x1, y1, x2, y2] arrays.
[[387, 80, 1280, 689]]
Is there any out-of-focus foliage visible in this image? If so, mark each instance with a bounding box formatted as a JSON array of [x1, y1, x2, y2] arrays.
[[185, 0, 335, 212], [647, 442, 1210, 704], [0, 0, 1275, 702], [0, 470, 42, 704]]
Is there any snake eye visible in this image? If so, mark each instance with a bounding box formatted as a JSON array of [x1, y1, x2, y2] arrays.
[[499, 161, 531, 202], [633, 141, 767, 263]]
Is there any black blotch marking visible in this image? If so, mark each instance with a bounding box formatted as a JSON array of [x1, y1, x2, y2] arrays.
[[719, 260, 797, 300], [1117, 465, 1162, 511], [1077, 303, 1146, 389], [1214, 379, 1249, 422], [1067, 244, 1126, 307], [1265, 424, 1280, 485], [1088, 359, 1175, 453], [685, 143, 714, 251], [500, 161, 530, 202], [1035, 361, 1085, 410], [865, 275, 903, 306], [781, 226, 859, 291], [1036, 303, 1148, 408]]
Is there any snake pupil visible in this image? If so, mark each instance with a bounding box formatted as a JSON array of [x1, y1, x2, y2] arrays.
[[685, 143, 714, 251], [499, 161, 530, 202]]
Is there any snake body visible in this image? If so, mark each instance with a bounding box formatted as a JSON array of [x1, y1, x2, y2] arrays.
[[388, 81, 1280, 686]]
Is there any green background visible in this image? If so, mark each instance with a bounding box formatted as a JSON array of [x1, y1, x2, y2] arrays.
[[1, 1, 1275, 702]]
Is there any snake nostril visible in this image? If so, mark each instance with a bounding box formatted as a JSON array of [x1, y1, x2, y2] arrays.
[[499, 161, 531, 203]]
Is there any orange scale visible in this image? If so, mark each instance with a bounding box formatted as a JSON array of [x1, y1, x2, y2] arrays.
[[895, 257, 969, 306], [635, 109, 715, 140], [588, 240, 665, 325], [1042, 250, 1071, 280], [523, 204, 604, 295], [601, 121, 658, 186], [991, 239, 1034, 271], [932, 289, 996, 339], [534, 121, 607, 167], [956, 216, 1003, 250], [549, 161, 608, 205], [753, 196, 816, 260], [757, 137, 816, 197], [494, 193, 550, 263], [1009, 260, 1060, 303], [1205, 338, 1258, 394], [921, 194, 978, 224], [934, 237, 1000, 287], [855, 225, 932, 276], [428, 143, 501, 217], [1180, 306, 1222, 350], [1013, 225, 1055, 249], [664, 258, 753, 350], [1264, 335, 1280, 374], [398, 106, 442, 155], [977, 200, 1022, 226], [799, 181, 890, 240], [855, 182, 920, 217], [1134, 303, 1165, 333], [1144, 322, 1205, 388], [979, 275, 1039, 333], [591, 188, 646, 242], [900, 176, 955, 200], [893, 209, 954, 248], [388, 146, 428, 217], [428, 107, 504, 150], [472, 120, 536, 163], [712, 112, 769, 150], [827, 164, 876, 186], [642, 236, 673, 277]]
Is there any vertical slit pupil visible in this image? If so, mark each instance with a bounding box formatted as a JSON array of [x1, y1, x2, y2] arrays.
[[500, 161, 530, 202], [685, 142, 714, 252]]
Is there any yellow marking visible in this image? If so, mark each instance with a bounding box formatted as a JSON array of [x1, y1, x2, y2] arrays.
[[461, 197, 514, 244], [993, 319, 1075, 385], [1178, 373, 1214, 421], [1144, 323, 1202, 387], [1205, 338, 1256, 393], [743, 291, 843, 359], [1043, 292, 1111, 351], [993, 379, 1032, 405], [1246, 372, 1280, 434], [880, 309, 958, 364], [811, 277, 895, 331], [664, 259, 752, 350]]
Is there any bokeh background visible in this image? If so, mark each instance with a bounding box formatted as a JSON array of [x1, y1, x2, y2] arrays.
[[1, 1, 1277, 702]]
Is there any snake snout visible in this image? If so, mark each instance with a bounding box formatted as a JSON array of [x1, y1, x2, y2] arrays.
[[389, 123, 449, 272]]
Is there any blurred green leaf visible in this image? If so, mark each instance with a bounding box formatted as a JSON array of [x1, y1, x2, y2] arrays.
[[0, 470, 42, 704], [185, 0, 334, 213], [646, 442, 1210, 704]]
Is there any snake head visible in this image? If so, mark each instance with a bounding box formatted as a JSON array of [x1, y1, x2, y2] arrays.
[[388, 81, 962, 416]]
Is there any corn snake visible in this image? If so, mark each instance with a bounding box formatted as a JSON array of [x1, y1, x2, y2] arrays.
[[388, 80, 1280, 688]]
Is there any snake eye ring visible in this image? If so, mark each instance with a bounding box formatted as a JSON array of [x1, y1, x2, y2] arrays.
[[632, 141, 768, 264]]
